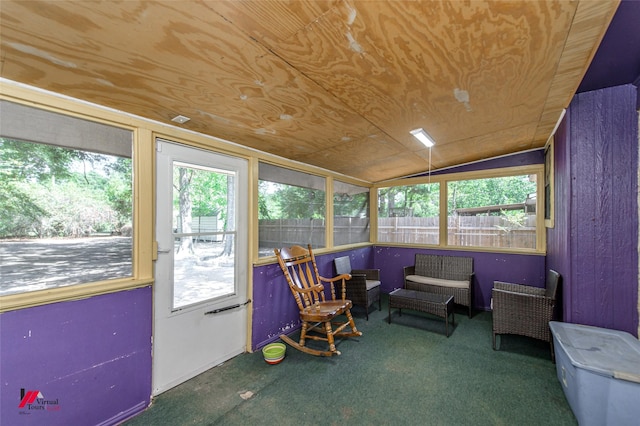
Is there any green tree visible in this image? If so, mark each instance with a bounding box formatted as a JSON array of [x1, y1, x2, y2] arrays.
[[258, 181, 278, 219], [0, 138, 132, 238], [378, 183, 439, 217], [448, 176, 535, 212], [0, 180, 46, 237], [189, 168, 236, 257], [189, 168, 227, 219], [103, 157, 133, 227], [222, 175, 235, 256], [1, 138, 78, 182], [277, 186, 324, 219], [259, 183, 325, 219], [172, 166, 238, 257], [174, 167, 194, 255], [334, 192, 368, 218]]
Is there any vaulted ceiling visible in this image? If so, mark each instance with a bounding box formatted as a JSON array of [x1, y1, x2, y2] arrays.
[[0, 1, 619, 182]]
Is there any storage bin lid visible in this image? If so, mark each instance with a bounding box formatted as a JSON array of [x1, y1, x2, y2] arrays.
[[549, 322, 640, 384]]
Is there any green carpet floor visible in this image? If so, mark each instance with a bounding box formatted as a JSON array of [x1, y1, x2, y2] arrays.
[[125, 296, 577, 425]]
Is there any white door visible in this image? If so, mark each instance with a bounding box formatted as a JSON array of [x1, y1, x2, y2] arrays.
[[153, 139, 249, 395]]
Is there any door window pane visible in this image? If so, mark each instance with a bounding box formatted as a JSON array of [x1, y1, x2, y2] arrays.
[[172, 162, 236, 309]]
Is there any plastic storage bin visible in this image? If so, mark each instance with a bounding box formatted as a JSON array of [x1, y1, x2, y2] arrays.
[[549, 321, 640, 426]]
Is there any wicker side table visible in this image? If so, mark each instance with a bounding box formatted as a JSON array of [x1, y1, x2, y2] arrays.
[[388, 289, 455, 337]]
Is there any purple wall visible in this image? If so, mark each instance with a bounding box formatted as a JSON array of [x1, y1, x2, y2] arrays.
[[431, 149, 544, 175], [547, 84, 639, 336], [577, 0, 640, 95], [0, 287, 152, 426]]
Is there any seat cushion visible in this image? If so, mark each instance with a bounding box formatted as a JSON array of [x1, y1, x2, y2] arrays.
[[365, 280, 381, 291], [405, 275, 469, 289]]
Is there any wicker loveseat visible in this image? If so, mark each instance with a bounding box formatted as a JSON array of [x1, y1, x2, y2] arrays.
[[403, 254, 474, 317]]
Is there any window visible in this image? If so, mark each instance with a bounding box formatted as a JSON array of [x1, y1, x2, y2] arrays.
[[377, 182, 440, 244], [375, 166, 543, 252], [0, 101, 133, 296], [544, 140, 555, 228], [333, 180, 370, 245], [171, 161, 237, 309], [258, 163, 326, 257], [447, 174, 538, 250]]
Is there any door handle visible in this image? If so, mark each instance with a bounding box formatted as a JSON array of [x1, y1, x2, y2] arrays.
[[153, 241, 171, 258], [205, 299, 251, 315]]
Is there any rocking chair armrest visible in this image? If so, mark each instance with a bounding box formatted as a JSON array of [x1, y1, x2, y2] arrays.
[[322, 274, 350, 300], [322, 274, 350, 283], [321, 274, 349, 289], [292, 283, 325, 294]]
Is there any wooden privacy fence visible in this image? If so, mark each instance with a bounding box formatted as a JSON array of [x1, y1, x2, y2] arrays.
[[259, 219, 326, 250], [258, 216, 535, 250], [377, 217, 439, 245], [176, 216, 222, 241], [259, 217, 369, 249], [378, 216, 536, 249], [334, 217, 370, 246]]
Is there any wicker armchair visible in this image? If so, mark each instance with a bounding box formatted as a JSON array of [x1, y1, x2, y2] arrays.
[[492, 269, 561, 358], [334, 256, 381, 320]]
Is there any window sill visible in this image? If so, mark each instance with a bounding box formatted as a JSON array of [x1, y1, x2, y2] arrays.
[[0, 278, 155, 312]]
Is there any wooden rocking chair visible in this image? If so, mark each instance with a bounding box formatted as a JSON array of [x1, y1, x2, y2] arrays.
[[274, 244, 362, 356]]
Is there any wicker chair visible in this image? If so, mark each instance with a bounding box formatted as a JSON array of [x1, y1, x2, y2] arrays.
[[492, 269, 561, 359], [274, 245, 362, 356], [334, 256, 381, 320]]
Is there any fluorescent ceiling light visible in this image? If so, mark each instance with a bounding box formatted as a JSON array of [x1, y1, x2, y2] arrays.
[[410, 128, 435, 147]]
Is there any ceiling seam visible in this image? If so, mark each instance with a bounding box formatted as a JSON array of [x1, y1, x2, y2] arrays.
[[207, 4, 422, 161]]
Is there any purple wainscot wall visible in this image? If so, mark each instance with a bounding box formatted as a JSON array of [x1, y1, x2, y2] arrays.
[[373, 246, 546, 312], [251, 242, 548, 349], [548, 84, 639, 336], [1, 287, 152, 426], [252, 261, 301, 351]]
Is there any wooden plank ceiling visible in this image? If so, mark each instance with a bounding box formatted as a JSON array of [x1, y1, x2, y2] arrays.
[[0, 0, 618, 182]]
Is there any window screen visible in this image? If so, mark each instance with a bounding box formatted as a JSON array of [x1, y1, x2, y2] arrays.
[[258, 163, 325, 256], [0, 101, 133, 296]]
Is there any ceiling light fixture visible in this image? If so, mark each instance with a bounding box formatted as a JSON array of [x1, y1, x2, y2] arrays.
[[410, 128, 435, 183], [171, 115, 190, 124], [410, 128, 435, 147]]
